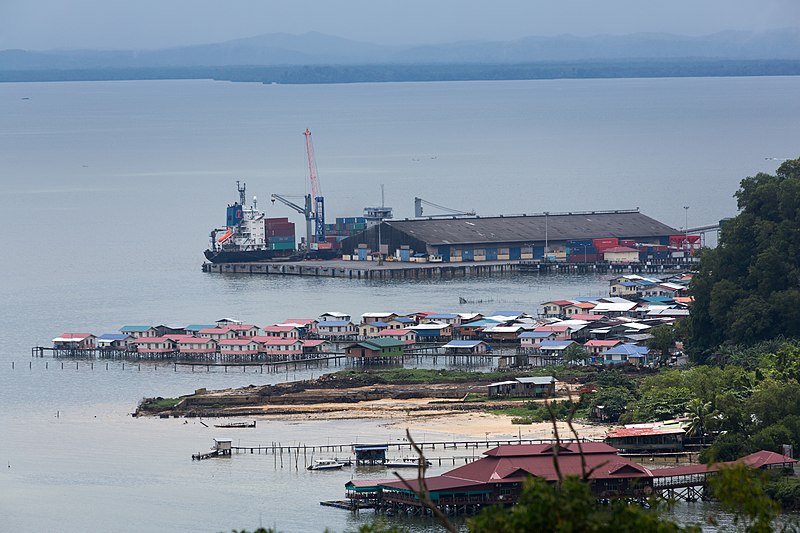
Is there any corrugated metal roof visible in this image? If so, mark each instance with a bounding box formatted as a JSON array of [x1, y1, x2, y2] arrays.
[[385, 210, 677, 246]]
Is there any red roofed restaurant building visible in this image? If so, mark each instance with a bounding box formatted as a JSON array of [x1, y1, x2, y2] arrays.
[[365, 443, 653, 514], [345, 444, 796, 515]]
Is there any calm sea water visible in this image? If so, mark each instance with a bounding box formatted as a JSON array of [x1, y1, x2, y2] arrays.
[[1, 76, 798, 532]]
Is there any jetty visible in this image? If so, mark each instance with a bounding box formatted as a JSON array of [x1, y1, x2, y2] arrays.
[[202, 258, 692, 279]]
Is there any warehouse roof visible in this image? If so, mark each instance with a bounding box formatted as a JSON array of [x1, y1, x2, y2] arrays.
[[385, 210, 677, 246]]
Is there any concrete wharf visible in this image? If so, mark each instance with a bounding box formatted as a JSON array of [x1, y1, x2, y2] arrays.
[[202, 259, 692, 279]]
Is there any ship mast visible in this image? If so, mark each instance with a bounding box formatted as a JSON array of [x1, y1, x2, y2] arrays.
[[237, 180, 246, 207]]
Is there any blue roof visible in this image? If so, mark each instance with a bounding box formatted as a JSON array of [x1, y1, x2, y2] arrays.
[[641, 296, 674, 303], [619, 281, 639, 287], [491, 311, 523, 317], [606, 343, 650, 356], [426, 313, 458, 319], [98, 333, 129, 340], [120, 325, 152, 332], [462, 319, 502, 327], [367, 321, 389, 327], [185, 324, 216, 331], [318, 320, 352, 327], [539, 340, 575, 348], [393, 317, 415, 323], [444, 340, 484, 347], [519, 331, 555, 339]]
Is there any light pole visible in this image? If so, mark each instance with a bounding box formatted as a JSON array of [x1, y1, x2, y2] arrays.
[[544, 212, 549, 259], [683, 206, 690, 257]]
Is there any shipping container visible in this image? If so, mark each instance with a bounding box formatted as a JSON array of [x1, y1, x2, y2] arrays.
[[269, 243, 295, 250], [619, 239, 637, 247], [566, 239, 593, 247], [265, 217, 289, 224], [567, 245, 597, 255], [568, 253, 599, 263], [592, 238, 619, 250], [269, 235, 295, 243]]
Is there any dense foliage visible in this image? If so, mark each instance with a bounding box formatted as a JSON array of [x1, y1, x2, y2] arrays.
[[689, 158, 800, 361]]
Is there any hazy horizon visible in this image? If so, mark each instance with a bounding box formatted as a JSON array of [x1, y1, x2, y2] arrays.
[[1, 0, 799, 51]]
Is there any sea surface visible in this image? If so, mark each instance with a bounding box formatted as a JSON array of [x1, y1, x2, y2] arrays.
[[1, 76, 798, 532]]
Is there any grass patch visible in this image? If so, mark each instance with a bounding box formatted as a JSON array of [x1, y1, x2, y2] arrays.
[[138, 396, 181, 412]]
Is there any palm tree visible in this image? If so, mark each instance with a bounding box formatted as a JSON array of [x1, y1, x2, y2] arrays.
[[685, 398, 718, 444]]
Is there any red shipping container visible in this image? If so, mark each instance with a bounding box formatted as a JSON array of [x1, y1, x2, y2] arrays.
[[619, 239, 636, 247], [265, 217, 289, 224], [592, 238, 618, 249]]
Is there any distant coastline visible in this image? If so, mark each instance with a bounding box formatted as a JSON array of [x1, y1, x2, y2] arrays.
[[3, 59, 800, 84]]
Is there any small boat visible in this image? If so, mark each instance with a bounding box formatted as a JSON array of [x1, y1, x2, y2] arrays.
[[308, 459, 349, 471], [383, 458, 432, 468], [213, 420, 256, 428]]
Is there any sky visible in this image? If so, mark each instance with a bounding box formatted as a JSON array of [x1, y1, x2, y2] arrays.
[[1, 0, 799, 51]]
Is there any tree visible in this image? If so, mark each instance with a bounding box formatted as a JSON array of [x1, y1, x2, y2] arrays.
[[684, 398, 718, 444], [563, 343, 590, 365], [468, 476, 696, 533], [689, 157, 800, 362], [646, 324, 676, 365]]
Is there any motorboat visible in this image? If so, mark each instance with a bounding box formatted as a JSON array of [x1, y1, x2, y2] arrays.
[[308, 458, 350, 471], [383, 458, 432, 468]]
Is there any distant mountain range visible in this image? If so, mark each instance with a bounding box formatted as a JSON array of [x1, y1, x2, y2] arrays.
[[2, 29, 800, 70]]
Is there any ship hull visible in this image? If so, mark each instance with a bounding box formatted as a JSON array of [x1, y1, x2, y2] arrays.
[[203, 249, 295, 264]]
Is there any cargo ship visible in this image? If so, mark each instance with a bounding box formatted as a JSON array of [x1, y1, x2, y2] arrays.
[[204, 182, 299, 264]]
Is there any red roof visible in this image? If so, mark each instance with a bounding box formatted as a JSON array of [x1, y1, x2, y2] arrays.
[[264, 325, 299, 333], [739, 450, 798, 469], [534, 325, 569, 332], [301, 340, 327, 347], [217, 338, 258, 346], [57, 333, 93, 340], [283, 319, 316, 325], [198, 327, 231, 334], [651, 450, 796, 478], [545, 300, 574, 307], [134, 336, 175, 344], [250, 336, 299, 345], [606, 427, 685, 438], [584, 339, 622, 347], [225, 324, 257, 331], [379, 443, 650, 493], [571, 313, 607, 321], [378, 328, 412, 336]]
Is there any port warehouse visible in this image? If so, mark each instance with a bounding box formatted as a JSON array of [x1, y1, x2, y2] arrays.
[[339, 209, 696, 263]]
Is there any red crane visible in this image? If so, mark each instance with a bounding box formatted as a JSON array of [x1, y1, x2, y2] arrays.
[[303, 129, 326, 243]]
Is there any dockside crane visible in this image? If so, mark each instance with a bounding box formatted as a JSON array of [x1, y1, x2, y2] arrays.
[[304, 128, 326, 243], [270, 193, 313, 251], [414, 197, 476, 218]]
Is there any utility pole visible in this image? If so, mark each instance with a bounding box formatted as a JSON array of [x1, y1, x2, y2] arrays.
[[683, 205, 690, 257], [544, 212, 549, 258]]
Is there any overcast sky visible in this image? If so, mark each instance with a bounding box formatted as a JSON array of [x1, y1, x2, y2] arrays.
[[1, 0, 798, 50]]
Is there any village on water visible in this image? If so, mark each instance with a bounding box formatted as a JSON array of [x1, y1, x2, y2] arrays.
[[39, 268, 798, 514]]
